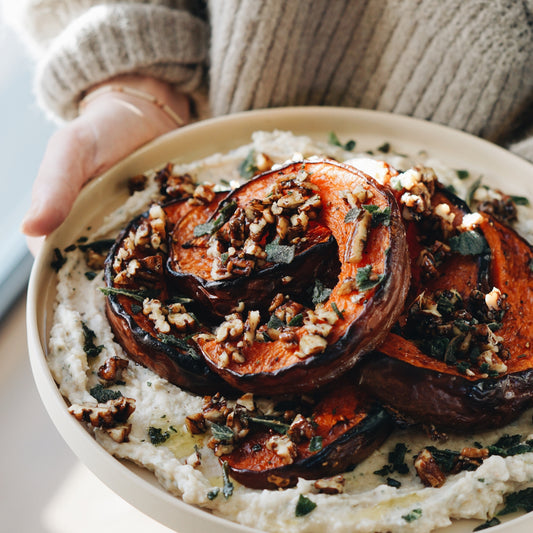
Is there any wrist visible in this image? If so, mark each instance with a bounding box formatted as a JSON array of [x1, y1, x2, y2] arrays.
[[79, 75, 191, 127]]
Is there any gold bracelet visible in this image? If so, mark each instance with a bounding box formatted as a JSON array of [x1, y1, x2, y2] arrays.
[[78, 85, 185, 126]]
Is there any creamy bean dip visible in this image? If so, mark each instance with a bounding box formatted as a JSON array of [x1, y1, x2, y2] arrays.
[[48, 131, 533, 533]]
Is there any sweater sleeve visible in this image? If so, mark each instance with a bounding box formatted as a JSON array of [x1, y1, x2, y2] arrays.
[[4, 1, 208, 122]]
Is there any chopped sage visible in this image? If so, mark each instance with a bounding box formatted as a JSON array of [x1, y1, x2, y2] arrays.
[[148, 427, 170, 445], [377, 142, 391, 153], [210, 423, 234, 443], [510, 195, 530, 206], [363, 204, 391, 226], [265, 242, 295, 264], [498, 487, 533, 515], [449, 231, 488, 256], [157, 334, 201, 360], [331, 302, 344, 319], [238, 150, 258, 179], [344, 207, 361, 223], [222, 461, 234, 499], [207, 488, 220, 500], [84, 271, 97, 281], [295, 494, 317, 517], [328, 131, 356, 151], [402, 509, 422, 523], [81, 321, 104, 358], [51, 248, 66, 272], [288, 313, 304, 327], [312, 279, 332, 305], [466, 176, 483, 206], [89, 384, 122, 403], [455, 169, 470, 180], [309, 436, 323, 452], [473, 517, 501, 531], [248, 416, 290, 434], [193, 200, 238, 237], [78, 238, 115, 253], [99, 286, 159, 302], [267, 314, 285, 330], [356, 265, 384, 291]]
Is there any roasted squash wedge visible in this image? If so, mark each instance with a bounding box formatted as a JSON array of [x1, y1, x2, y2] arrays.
[[167, 197, 337, 318], [104, 197, 231, 394], [360, 195, 533, 431], [193, 160, 410, 395], [220, 379, 392, 490]]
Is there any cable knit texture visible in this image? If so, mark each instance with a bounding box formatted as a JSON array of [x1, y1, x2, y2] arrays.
[[5, 0, 533, 162]]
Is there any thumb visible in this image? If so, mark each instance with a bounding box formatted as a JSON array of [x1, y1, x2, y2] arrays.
[[21, 123, 97, 237]]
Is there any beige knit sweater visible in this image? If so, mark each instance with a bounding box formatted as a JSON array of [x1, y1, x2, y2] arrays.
[[6, 0, 533, 161]]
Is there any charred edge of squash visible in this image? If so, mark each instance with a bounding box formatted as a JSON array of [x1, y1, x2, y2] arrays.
[[202, 181, 409, 395], [103, 215, 230, 395], [358, 353, 533, 431], [226, 404, 392, 490], [166, 235, 337, 313]]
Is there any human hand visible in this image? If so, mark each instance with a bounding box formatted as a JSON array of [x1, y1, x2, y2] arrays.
[[21, 75, 190, 249]]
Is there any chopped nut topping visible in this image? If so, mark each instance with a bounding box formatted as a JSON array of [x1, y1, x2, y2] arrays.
[[287, 414, 314, 442], [414, 448, 446, 488], [314, 475, 345, 494], [346, 210, 372, 264], [105, 423, 132, 443], [69, 396, 136, 429], [299, 334, 328, 356], [143, 298, 170, 333], [265, 434, 297, 464], [185, 413, 207, 434], [97, 357, 129, 382]]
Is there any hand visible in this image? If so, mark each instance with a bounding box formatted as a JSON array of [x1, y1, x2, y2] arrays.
[[21, 75, 190, 245]]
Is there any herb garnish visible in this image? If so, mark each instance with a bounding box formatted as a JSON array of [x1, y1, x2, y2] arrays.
[[267, 314, 285, 330], [211, 423, 235, 443], [148, 427, 171, 445], [238, 150, 258, 179], [265, 242, 295, 264], [288, 313, 304, 327], [498, 487, 533, 515], [89, 384, 123, 403], [455, 169, 470, 180], [473, 517, 501, 531], [309, 436, 323, 452], [78, 239, 115, 253], [386, 477, 401, 488], [344, 207, 361, 223], [99, 286, 159, 302], [81, 321, 104, 358], [402, 509, 422, 522], [510, 195, 530, 206], [328, 132, 356, 151], [157, 334, 201, 360], [355, 265, 384, 291], [248, 416, 290, 434], [295, 494, 317, 517], [84, 271, 97, 281], [312, 279, 332, 304], [222, 461, 234, 499], [363, 204, 391, 226], [51, 248, 67, 272], [207, 488, 220, 500], [377, 142, 391, 153], [331, 302, 344, 319], [449, 231, 488, 256], [466, 176, 483, 206], [374, 443, 410, 476], [193, 200, 238, 237]]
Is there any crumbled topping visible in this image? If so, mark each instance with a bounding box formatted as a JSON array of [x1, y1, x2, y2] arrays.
[[68, 396, 136, 428], [143, 298, 170, 333], [314, 475, 345, 494], [266, 435, 297, 464], [97, 357, 129, 382]]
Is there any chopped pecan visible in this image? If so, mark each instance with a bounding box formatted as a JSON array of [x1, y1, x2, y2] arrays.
[[69, 396, 136, 429], [314, 475, 345, 494], [414, 448, 446, 488], [97, 357, 129, 382]]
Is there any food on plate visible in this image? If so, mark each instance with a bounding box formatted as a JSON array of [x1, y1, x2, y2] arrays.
[[46, 130, 533, 533], [192, 160, 409, 394], [360, 209, 533, 430]]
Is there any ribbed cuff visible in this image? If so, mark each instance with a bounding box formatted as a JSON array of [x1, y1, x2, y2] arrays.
[[34, 4, 208, 121]]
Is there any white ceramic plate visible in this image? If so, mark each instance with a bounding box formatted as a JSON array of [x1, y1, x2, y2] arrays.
[[27, 107, 533, 533]]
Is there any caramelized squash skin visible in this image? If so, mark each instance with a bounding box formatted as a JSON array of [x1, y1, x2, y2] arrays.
[[167, 200, 337, 318], [222, 380, 392, 490], [196, 160, 410, 395], [360, 212, 533, 431], [104, 198, 231, 394]]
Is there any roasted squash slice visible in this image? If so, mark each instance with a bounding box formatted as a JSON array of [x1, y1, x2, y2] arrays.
[[194, 160, 410, 395], [360, 204, 533, 431], [167, 193, 337, 317], [104, 197, 231, 394], [221, 379, 392, 490]]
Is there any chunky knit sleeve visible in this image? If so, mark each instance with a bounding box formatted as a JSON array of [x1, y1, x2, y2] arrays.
[[5, 1, 208, 121]]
